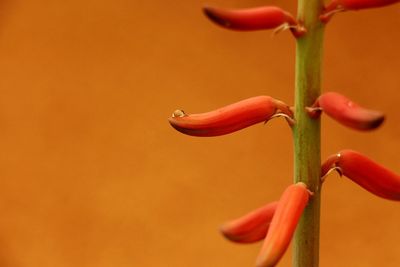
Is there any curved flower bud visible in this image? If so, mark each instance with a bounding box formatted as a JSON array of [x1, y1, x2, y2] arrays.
[[256, 183, 310, 267], [308, 92, 384, 131], [321, 0, 400, 22], [321, 149, 400, 201], [203, 6, 305, 37], [168, 96, 292, 137], [220, 201, 278, 243]]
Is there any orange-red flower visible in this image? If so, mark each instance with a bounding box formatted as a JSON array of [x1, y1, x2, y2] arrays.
[[256, 183, 310, 267], [203, 6, 305, 37], [321, 0, 400, 22], [322, 149, 400, 200], [168, 96, 292, 137], [220, 201, 278, 243], [308, 92, 384, 131]]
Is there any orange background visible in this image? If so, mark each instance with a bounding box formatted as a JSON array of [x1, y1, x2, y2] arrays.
[[0, 0, 399, 266]]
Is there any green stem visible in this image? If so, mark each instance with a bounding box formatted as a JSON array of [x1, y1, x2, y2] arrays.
[[292, 0, 325, 266]]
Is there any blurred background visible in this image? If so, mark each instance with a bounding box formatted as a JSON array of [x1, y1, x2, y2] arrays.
[[0, 0, 399, 266]]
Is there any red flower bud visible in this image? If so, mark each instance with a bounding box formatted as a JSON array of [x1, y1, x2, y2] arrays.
[[220, 201, 278, 243], [256, 183, 310, 267], [321, 149, 400, 201], [321, 0, 400, 22], [308, 92, 384, 131], [168, 96, 292, 137], [203, 6, 305, 37]]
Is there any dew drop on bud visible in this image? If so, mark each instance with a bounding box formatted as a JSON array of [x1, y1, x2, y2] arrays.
[[172, 109, 186, 118]]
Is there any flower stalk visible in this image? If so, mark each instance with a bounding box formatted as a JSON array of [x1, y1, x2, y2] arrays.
[[292, 0, 325, 265]]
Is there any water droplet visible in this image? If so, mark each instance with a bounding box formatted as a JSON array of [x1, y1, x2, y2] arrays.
[[172, 110, 186, 118]]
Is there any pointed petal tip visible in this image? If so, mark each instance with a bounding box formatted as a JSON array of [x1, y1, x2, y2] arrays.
[[255, 252, 278, 267], [219, 218, 266, 243], [219, 225, 241, 242], [367, 113, 385, 129], [219, 223, 231, 237], [202, 6, 232, 28]]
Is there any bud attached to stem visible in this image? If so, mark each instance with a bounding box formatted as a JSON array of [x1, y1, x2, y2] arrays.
[[307, 92, 384, 131], [256, 183, 310, 267], [321, 149, 400, 201], [203, 6, 306, 37], [168, 96, 293, 137], [321, 0, 400, 22]]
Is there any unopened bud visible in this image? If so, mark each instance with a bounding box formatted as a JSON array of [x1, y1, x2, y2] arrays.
[[322, 149, 400, 201], [168, 96, 292, 137], [220, 201, 278, 243], [256, 182, 310, 267], [203, 6, 305, 37], [308, 92, 384, 131]]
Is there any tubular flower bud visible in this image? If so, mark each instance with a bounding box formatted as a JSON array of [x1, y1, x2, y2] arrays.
[[308, 92, 384, 131], [203, 6, 305, 37], [168, 96, 292, 137], [321, 150, 400, 201], [220, 201, 278, 243], [256, 183, 310, 267], [321, 0, 400, 22]]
